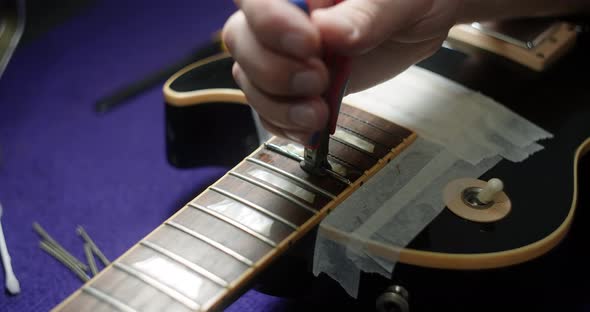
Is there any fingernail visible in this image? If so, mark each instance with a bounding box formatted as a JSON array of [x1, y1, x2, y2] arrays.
[[291, 71, 322, 94], [314, 10, 358, 41], [281, 34, 311, 58], [289, 103, 317, 128]]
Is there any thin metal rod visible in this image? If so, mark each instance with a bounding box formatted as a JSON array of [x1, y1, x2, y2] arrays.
[[40, 241, 90, 282], [33, 222, 88, 272], [77, 226, 110, 267], [84, 243, 99, 276]]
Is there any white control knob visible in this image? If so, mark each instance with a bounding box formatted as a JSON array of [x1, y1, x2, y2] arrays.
[[476, 178, 504, 204]]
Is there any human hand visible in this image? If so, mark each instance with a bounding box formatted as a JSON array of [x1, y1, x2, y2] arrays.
[[222, 0, 462, 144]]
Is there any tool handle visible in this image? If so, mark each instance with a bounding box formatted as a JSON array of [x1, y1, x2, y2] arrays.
[[290, 0, 351, 147]]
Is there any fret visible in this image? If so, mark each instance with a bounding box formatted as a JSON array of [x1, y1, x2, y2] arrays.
[[209, 186, 299, 230], [330, 130, 379, 159], [336, 113, 407, 148], [339, 110, 395, 135], [327, 138, 376, 172], [340, 105, 413, 138], [334, 126, 390, 157], [147, 223, 251, 283], [255, 146, 354, 195], [195, 189, 295, 243], [82, 286, 137, 312], [89, 262, 191, 312], [228, 171, 318, 214], [140, 241, 229, 288], [166, 221, 254, 267], [60, 289, 126, 312], [188, 203, 278, 247], [269, 137, 369, 176], [264, 141, 357, 180], [113, 262, 201, 311], [335, 126, 382, 150], [172, 207, 273, 262], [246, 157, 338, 199], [264, 142, 303, 162], [213, 174, 316, 226]]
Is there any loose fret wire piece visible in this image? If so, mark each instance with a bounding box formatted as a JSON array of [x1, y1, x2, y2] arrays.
[[113, 262, 201, 311], [188, 203, 277, 247], [84, 243, 99, 276], [246, 157, 337, 199], [82, 286, 138, 312], [140, 240, 229, 288], [323, 166, 353, 186], [165, 221, 254, 267], [228, 171, 318, 214], [264, 143, 303, 162], [263, 143, 354, 185], [78, 226, 110, 267], [39, 241, 90, 282], [209, 187, 298, 230], [33, 222, 89, 272]]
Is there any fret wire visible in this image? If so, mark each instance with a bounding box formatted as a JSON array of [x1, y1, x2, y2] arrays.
[[339, 111, 398, 136], [326, 153, 360, 175], [82, 286, 138, 312], [113, 262, 201, 311], [263, 143, 357, 184], [246, 157, 336, 199], [228, 171, 318, 214], [210, 186, 298, 230], [165, 221, 254, 267], [336, 125, 386, 149], [188, 203, 277, 247], [140, 241, 229, 288], [330, 135, 378, 160], [264, 143, 303, 162]]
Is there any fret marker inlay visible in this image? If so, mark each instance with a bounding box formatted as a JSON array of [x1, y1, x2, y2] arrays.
[[333, 127, 376, 154], [210, 186, 298, 230], [140, 241, 229, 288], [165, 221, 254, 267], [113, 263, 201, 311], [229, 171, 317, 214], [246, 157, 337, 199], [188, 203, 278, 247]]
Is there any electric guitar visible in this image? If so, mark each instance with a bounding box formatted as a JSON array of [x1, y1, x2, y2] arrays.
[[52, 26, 590, 312]]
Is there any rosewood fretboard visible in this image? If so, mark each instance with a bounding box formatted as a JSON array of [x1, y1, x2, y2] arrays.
[[53, 104, 416, 312]]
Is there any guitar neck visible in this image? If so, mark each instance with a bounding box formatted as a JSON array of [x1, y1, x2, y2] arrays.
[[52, 104, 416, 312]]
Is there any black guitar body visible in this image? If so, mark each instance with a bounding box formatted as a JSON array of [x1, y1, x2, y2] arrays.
[[164, 34, 590, 311]]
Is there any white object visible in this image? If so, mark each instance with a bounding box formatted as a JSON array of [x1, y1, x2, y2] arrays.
[[477, 178, 504, 203], [0, 201, 21, 295]]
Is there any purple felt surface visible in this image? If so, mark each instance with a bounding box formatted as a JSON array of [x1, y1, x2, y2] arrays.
[[0, 0, 289, 310]]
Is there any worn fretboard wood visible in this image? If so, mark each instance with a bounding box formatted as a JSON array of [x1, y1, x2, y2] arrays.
[[52, 103, 416, 312]]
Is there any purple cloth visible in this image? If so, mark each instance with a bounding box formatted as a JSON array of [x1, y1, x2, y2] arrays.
[[0, 0, 288, 310]]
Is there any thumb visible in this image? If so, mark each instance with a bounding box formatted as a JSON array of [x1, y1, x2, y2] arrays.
[[311, 0, 435, 54]]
